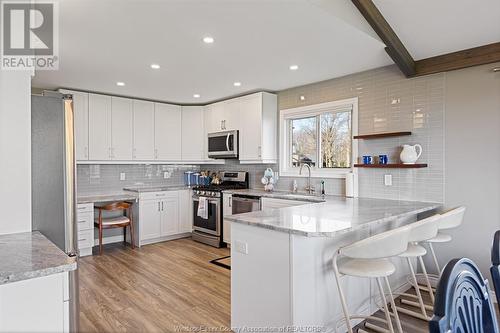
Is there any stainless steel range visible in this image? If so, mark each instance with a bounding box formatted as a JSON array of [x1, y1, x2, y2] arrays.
[[192, 171, 248, 247]]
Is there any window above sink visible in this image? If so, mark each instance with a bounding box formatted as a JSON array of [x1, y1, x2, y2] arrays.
[[279, 97, 358, 179]]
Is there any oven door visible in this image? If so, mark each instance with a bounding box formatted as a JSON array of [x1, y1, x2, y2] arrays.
[[207, 130, 238, 158], [192, 196, 220, 236]]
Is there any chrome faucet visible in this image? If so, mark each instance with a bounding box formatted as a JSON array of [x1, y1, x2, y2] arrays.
[[299, 163, 314, 194]]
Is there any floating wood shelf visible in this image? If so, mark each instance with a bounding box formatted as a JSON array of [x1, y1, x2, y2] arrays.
[[354, 163, 428, 168], [353, 131, 412, 140]]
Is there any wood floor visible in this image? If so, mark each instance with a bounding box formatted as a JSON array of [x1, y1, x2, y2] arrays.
[[78, 238, 231, 332], [79, 238, 438, 333]]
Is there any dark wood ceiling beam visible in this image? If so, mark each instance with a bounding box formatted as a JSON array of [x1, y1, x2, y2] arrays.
[[414, 42, 500, 76], [351, 0, 416, 77]]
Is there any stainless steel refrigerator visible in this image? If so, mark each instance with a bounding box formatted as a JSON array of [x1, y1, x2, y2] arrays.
[[31, 91, 80, 332]]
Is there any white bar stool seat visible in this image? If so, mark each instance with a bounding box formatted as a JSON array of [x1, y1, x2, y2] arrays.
[[338, 258, 396, 278], [333, 225, 412, 333], [426, 232, 452, 243], [398, 243, 427, 257]]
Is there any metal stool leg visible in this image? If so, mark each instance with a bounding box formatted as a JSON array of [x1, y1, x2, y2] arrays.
[[384, 277, 403, 333], [428, 242, 441, 275], [376, 277, 395, 333], [418, 256, 435, 304], [333, 257, 354, 333]]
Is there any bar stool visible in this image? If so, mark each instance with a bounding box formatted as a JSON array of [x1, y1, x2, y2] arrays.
[[333, 225, 411, 333], [393, 215, 441, 321], [424, 206, 466, 275], [95, 201, 135, 255]]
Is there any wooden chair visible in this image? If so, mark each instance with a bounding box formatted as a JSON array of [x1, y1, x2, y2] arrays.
[[95, 201, 135, 255], [429, 257, 499, 333], [490, 230, 500, 304]]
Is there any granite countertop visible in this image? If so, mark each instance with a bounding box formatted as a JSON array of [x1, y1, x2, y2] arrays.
[[0, 231, 77, 285], [123, 185, 191, 193], [77, 191, 139, 204], [225, 196, 441, 237], [223, 188, 326, 203]]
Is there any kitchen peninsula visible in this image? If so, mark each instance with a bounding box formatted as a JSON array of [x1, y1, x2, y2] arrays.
[[226, 195, 440, 332]]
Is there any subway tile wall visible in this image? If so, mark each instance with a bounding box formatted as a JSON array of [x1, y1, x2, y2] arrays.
[[278, 65, 445, 202], [77, 164, 199, 195]]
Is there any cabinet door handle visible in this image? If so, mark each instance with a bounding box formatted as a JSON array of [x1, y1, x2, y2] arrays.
[[229, 197, 232, 207], [258, 146, 262, 157], [158, 202, 160, 211], [161, 201, 164, 211], [154, 149, 158, 159], [133, 148, 136, 159], [223, 120, 226, 130], [220, 120, 224, 130]]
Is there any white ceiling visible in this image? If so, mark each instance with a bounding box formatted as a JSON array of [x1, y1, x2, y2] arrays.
[[32, 0, 500, 104], [373, 0, 500, 60]]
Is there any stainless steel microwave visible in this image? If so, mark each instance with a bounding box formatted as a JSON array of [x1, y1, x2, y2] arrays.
[[207, 130, 239, 159]]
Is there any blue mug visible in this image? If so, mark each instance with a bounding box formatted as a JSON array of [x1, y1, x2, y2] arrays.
[[362, 155, 373, 165], [379, 154, 388, 165]]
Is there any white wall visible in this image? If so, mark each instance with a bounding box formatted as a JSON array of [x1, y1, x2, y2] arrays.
[[0, 70, 32, 234], [435, 62, 500, 276]]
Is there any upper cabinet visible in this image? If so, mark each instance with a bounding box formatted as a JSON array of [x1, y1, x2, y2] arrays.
[[181, 106, 205, 161], [206, 99, 240, 133], [70, 89, 277, 164], [133, 100, 155, 160], [238, 92, 278, 163], [111, 97, 134, 160], [61, 90, 89, 161], [154, 103, 182, 161], [88, 94, 112, 160]]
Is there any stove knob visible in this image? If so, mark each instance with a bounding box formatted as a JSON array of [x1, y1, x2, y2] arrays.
[[201, 191, 206, 195], [210, 192, 215, 196]]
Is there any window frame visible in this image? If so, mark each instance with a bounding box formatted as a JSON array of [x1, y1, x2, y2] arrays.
[[279, 98, 358, 179]]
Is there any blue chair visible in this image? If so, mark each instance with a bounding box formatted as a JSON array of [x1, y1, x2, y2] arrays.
[[490, 230, 500, 304], [429, 258, 499, 333]]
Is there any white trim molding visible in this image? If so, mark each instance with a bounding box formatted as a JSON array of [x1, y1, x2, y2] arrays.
[[279, 98, 359, 179]]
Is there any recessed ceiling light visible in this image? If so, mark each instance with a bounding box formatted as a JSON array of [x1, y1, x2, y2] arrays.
[[193, 94, 201, 98], [150, 64, 160, 69], [300, 95, 306, 101], [116, 82, 125, 86], [233, 82, 241, 87], [289, 65, 299, 71], [203, 36, 214, 44]]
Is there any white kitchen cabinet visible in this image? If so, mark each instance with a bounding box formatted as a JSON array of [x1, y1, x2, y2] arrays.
[[222, 99, 239, 131], [76, 203, 94, 257], [137, 190, 190, 246], [239, 92, 278, 163], [260, 197, 309, 210], [0, 272, 66, 333], [133, 100, 155, 160], [179, 189, 193, 233], [181, 106, 205, 161], [154, 103, 182, 160], [139, 199, 162, 243], [161, 193, 179, 236], [206, 102, 226, 133], [88, 94, 112, 160], [111, 97, 133, 160], [222, 193, 233, 244], [61, 90, 89, 161], [206, 99, 240, 133]]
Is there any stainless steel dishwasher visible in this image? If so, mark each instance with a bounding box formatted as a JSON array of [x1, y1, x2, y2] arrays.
[[231, 194, 261, 214]]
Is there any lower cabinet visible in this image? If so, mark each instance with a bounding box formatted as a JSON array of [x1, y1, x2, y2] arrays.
[[222, 193, 233, 245], [0, 272, 69, 332], [76, 203, 94, 257], [137, 190, 192, 246]]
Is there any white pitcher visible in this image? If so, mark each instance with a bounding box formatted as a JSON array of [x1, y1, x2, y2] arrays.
[[400, 144, 422, 164]]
